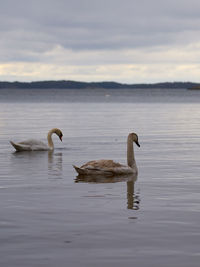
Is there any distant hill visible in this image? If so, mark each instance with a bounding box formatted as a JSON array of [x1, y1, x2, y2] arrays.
[[0, 80, 199, 89]]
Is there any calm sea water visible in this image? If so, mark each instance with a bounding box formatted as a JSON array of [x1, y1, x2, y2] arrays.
[[1, 88, 200, 267]]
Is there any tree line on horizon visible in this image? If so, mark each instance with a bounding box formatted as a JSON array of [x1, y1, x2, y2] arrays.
[[0, 80, 199, 89]]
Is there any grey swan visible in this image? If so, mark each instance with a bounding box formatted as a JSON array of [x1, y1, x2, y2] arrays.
[[10, 128, 63, 151]]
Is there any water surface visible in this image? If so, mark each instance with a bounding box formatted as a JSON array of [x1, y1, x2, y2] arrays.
[[0, 88, 200, 267]]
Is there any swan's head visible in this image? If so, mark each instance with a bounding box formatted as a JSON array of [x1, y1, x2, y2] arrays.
[[54, 128, 63, 142], [128, 132, 140, 147]]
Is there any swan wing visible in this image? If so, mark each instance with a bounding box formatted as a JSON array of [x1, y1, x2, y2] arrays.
[[81, 160, 124, 169], [18, 139, 45, 146]]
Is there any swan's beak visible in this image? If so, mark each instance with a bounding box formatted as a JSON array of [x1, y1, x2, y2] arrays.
[[135, 140, 140, 147], [59, 135, 63, 142]]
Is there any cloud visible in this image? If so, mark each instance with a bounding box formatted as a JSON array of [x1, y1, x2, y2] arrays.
[[0, 0, 200, 82]]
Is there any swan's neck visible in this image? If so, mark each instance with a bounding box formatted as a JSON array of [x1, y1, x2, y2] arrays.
[[127, 136, 136, 168], [47, 129, 55, 150]]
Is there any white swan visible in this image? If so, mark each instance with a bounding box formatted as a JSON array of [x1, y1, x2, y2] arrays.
[[10, 128, 63, 151], [73, 132, 140, 176]]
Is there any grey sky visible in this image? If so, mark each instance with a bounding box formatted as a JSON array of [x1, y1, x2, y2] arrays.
[[1, 0, 200, 82]]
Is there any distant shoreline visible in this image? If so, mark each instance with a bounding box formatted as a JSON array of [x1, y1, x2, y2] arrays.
[[0, 80, 199, 89]]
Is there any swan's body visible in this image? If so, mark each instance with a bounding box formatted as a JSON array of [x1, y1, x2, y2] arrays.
[[10, 128, 63, 151], [73, 132, 140, 177]]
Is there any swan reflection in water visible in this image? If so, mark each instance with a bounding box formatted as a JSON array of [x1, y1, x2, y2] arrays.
[[10, 150, 63, 179], [48, 151, 63, 178], [75, 173, 140, 210]]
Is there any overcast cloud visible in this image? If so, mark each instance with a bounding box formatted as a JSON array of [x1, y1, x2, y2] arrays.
[[1, 0, 200, 83]]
